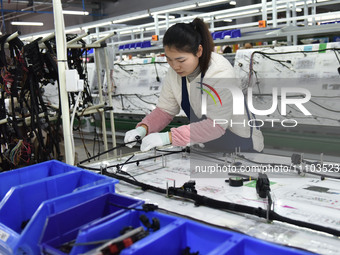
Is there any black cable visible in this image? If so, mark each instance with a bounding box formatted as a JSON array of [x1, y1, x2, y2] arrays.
[[154, 62, 160, 82], [77, 139, 140, 165], [309, 99, 340, 113], [116, 154, 139, 182], [105, 148, 186, 170], [236, 154, 292, 168], [75, 164, 340, 237], [134, 94, 157, 105], [113, 61, 167, 67], [332, 49, 340, 65]]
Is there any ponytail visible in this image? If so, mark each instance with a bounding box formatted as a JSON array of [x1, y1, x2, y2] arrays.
[[163, 18, 214, 76]]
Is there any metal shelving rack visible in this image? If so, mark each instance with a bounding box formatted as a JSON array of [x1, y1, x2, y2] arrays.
[[21, 0, 340, 57], [87, 0, 340, 56]]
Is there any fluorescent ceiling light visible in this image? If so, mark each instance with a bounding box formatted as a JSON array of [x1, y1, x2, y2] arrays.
[[11, 21, 43, 26], [119, 30, 136, 35], [264, 5, 286, 11], [223, 19, 233, 22], [145, 25, 167, 31], [309, 13, 340, 22], [65, 28, 82, 33], [63, 10, 89, 15], [112, 14, 150, 24], [152, 15, 175, 19], [198, 0, 229, 7], [229, 1, 236, 5], [316, 0, 332, 2], [82, 21, 112, 30], [215, 10, 259, 19], [152, 4, 197, 15]]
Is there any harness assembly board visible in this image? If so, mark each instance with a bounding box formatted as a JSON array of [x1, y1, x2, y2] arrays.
[[85, 147, 340, 255]]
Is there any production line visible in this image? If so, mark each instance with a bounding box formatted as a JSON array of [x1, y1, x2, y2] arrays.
[[1, 0, 340, 254]]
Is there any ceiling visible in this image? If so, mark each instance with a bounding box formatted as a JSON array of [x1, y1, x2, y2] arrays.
[[1, 0, 339, 37], [1, 0, 243, 35]]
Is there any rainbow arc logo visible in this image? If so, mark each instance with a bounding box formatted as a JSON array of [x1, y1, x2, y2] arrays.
[[197, 82, 222, 115], [197, 83, 222, 106]]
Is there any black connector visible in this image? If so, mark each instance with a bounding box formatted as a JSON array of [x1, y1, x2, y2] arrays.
[[142, 203, 158, 212], [139, 214, 160, 231], [182, 180, 197, 194], [291, 153, 302, 164], [256, 173, 270, 198]]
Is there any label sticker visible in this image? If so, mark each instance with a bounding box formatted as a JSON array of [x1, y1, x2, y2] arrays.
[[0, 229, 10, 242]]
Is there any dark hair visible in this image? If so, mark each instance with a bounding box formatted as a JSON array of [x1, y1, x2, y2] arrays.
[[163, 18, 214, 76]]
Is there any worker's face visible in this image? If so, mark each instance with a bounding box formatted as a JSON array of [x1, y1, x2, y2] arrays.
[[164, 45, 202, 77]]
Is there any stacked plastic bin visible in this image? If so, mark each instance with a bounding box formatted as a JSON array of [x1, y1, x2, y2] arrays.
[[118, 41, 152, 51], [0, 160, 123, 255], [0, 161, 315, 255], [39, 208, 315, 255]]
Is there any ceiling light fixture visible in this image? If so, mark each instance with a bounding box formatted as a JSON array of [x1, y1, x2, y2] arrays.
[[215, 10, 259, 19], [11, 21, 44, 26], [112, 14, 150, 24], [152, 15, 176, 19], [229, 1, 236, 5], [82, 21, 112, 30], [63, 10, 89, 15], [198, 0, 229, 7], [151, 4, 197, 15]]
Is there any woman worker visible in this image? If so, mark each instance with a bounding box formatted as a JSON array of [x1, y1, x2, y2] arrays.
[[124, 18, 264, 153]]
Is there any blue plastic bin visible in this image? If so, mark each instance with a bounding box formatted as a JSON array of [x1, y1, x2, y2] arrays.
[[0, 163, 118, 255], [50, 210, 178, 255], [222, 30, 232, 39], [231, 29, 241, 38], [39, 193, 144, 255], [119, 218, 314, 255], [141, 41, 151, 48], [129, 43, 136, 49], [212, 31, 223, 40], [52, 209, 316, 255], [0, 160, 78, 201], [213, 235, 315, 255], [122, 219, 236, 255]]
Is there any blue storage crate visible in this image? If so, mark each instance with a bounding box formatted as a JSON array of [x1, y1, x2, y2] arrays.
[[121, 219, 237, 255], [212, 31, 223, 40], [48, 210, 178, 255], [129, 43, 136, 49], [52, 209, 316, 255], [222, 30, 232, 39], [141, 41, 151, 48], [121, 218, 314, 255], [0, 165, 118, 255], [213, 235, 315, 255], [39, 193, 144, 255], [231, 29, 241, 38], [118, 45, 124, 50], [123, 219, 314, 255], [0, 160, 78, 201]]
